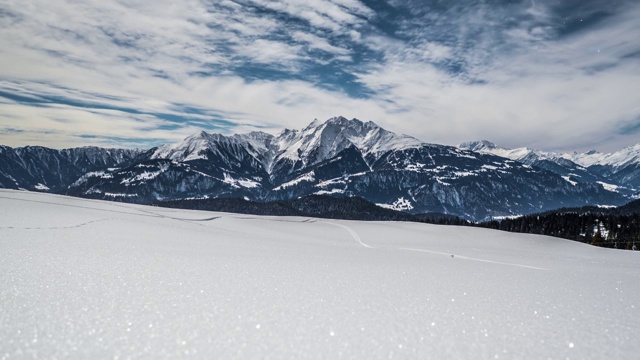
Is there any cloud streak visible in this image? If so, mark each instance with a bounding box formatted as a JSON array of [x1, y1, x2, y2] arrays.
[[0, 0, 639, 152]]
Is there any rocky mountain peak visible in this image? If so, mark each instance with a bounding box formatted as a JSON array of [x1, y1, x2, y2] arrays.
[[459, 140, 498, 151]]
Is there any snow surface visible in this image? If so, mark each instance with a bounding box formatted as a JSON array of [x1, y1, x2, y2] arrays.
[[1, 189, 639, 359]]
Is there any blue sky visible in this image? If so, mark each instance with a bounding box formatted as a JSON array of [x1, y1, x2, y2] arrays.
[[1, 0, 639, 152]]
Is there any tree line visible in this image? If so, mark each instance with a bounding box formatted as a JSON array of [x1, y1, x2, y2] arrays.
[[479, 212, 640, 250]]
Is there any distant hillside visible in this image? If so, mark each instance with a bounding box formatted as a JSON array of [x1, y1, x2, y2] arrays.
[[528, 198, 640, 217], [606, 198, 640, 215], [157, 195, 466, 224]]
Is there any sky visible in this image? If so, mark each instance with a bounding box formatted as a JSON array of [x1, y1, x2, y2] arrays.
[[1, 0, 639, 153]]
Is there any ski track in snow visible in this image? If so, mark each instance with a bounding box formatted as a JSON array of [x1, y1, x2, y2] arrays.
[[320, 220, 547, 270], [0, 194, 222, 224], [398, 247, 549, 271], [2, 189, 640, 359], [0, 218, 112, 230], [320, 221, 374, 249], [125, 206, 221, 223]]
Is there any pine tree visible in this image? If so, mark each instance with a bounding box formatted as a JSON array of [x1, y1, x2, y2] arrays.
[[593, 228, 603, 247]]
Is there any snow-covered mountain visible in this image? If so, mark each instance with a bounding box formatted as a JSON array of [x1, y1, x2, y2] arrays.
[[150, 117, 423, 183], [270, 117, 422, 167], [460, 140, 587, 172], [60, 117, 625, 220], [459, 140, 640, 193], [0, 117, 632, 220], [562, 144, 640, 189], [564, 144, 640, 168]]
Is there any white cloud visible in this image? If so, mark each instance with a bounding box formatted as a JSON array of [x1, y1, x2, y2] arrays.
[[0, 0, 638, 154], [291, 31, 351, 57], [244, 0, 372, 32], [232, 39, 303, 66], [350, 2, 640, 152]]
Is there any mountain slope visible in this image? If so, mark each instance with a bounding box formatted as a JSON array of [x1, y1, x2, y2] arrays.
[[0, 145, 141, 191]]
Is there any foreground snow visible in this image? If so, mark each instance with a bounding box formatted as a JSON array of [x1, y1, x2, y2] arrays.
[[1, 190, 639, 359]]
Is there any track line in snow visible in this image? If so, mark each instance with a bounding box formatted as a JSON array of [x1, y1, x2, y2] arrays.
[[0, 195, 156, 217], [128, 206, 221, 222], [321, 221, 373, 249], [315, 221, 546, 271], [0, 218, 112, 230], [230, 215, 319, 223], [0, 194, 221, 225], [399, 247, 549, 271], [183, 216, 221, 222]]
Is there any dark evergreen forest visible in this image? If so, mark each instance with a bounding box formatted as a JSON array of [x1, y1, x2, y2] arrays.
[[158, 195, 468, 223], [479, 212, 640, 250], [479, 199, 640, 250]]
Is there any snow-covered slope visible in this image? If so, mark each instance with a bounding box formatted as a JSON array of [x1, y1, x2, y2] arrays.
[[2, 190, 639, 358]]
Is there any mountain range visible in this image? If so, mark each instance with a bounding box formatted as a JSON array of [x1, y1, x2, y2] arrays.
[[459, 140, 640, 196], [1, 116, 638, 221]]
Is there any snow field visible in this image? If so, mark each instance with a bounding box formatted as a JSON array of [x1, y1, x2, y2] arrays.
[[1, 189, 639, 359]]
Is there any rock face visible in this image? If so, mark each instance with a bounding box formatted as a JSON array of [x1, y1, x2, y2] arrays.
[[1, 117, 632, 221]]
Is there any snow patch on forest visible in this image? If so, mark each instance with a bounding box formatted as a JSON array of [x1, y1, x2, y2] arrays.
[[274, 171, 315, 191], [222, 173, 260, 188], [562, 176, 578, 186], [34, 183, 49, 191], [377, 197, 414, 211], [597, 181, 620, 192]]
